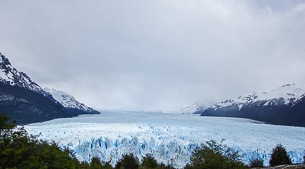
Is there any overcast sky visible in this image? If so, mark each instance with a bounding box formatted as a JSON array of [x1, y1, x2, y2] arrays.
[[1, 0, 305, 111]]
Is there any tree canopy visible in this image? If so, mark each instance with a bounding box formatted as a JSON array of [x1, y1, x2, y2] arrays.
[[184, 140, 249, 169], [0, 113, 86, 169]]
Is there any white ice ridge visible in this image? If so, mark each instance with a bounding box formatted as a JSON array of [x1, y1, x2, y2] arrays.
[[24, 111, 305, 168]]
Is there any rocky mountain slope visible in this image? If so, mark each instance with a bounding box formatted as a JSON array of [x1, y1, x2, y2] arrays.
[[0, 53, 51, 98], [0, 52, 98, 124], [198, 84, 305, 127]]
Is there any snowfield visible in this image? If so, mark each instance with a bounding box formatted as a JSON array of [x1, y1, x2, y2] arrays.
[[24, 111, 305, 168]]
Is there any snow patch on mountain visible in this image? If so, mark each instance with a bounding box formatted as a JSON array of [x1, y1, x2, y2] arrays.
[[259, 84, 305, 105], [213, 92, 259, 110], [45, 88, 94, 112]]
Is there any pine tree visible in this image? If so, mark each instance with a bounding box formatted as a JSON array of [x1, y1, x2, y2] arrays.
[[269, 144, 292, 166]]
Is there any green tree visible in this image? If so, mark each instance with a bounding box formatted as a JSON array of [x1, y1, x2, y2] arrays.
[[157, 163, 172, 169], [269, 144, 292, 166], [185, 140, 249, 169], [249, 158, 264, 168], [0, 113, 86, 169], [141, 154, 158, 169], [0, 112, 15, 137], [115, 153, 139, 169], [100, 161, 113, 169]]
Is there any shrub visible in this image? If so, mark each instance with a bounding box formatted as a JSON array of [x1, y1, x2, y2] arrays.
[[269, 144, 292, 166]]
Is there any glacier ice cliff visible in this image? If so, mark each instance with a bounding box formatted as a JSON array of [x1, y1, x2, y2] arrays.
[[24, 112, 305, 168]]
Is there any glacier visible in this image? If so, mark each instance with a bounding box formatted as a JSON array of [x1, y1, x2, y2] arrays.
[[24, 110, 305, 168]]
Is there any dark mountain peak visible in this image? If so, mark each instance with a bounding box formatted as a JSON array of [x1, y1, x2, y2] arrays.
[[0, 53, 12, 66], [0, 52, 51, 98]]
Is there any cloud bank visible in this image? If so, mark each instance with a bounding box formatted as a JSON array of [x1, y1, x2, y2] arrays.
[[1, 0, 305, 111]]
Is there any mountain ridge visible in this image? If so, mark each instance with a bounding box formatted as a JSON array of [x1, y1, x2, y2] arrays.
[[0, 52, 99, 124], [198, 84, 305, 127]]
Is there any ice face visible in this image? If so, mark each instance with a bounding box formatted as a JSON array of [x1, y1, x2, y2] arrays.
[[24, 111, 305, 168]]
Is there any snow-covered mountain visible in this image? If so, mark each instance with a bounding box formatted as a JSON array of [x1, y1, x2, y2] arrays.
[[45, 88, 96, 113], [199, 84, 305, 126], [0, 52, 98, 124], [212, 84, 304, 110], [0, 53, 51, 98]]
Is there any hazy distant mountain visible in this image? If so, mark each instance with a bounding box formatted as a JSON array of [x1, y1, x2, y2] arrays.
[[0, 52, 98, 124], [198, 84, 305, 127], [180, 103, 210, 114]]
